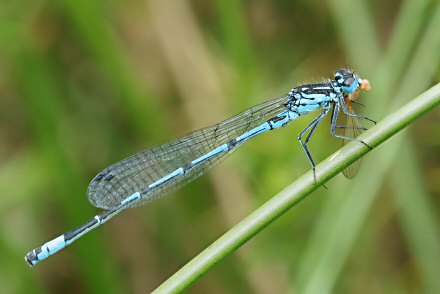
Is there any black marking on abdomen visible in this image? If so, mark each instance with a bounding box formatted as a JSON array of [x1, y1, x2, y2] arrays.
[[276, 115, 288, 122], [182, 163, 194, 173], [64, 218, 99, 240], [268, 115, 286, 129], [140, 186, 150, 195], [227, 139, 238, 150]]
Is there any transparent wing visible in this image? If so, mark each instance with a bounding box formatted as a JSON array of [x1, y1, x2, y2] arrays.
[[87, 95, 290, 209], [341, 112, 364, 179]]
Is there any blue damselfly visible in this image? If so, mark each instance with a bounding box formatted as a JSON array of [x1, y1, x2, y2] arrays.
[[25, 69, 374, 266]]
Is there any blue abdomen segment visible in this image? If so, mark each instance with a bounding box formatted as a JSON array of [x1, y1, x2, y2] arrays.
[[25, 192, 142, 266], [25, 236, 67, 266]]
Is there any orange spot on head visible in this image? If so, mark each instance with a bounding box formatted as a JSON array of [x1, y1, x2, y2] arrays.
[[360, 79, 371, 91]]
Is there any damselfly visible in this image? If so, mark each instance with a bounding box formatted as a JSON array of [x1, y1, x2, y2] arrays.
[[25, 69, 374, 266]]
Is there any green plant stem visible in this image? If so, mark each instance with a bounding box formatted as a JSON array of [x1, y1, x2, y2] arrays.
[[152, 83, 440, 293]]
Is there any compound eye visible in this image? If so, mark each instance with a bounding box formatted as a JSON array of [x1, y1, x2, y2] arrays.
[[343, 77, 355, 87]]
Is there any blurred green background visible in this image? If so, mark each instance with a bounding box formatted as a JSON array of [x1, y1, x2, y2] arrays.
[[1, 0, 439, 293]]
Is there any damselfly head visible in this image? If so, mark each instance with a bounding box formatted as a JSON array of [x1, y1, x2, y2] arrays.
[[334, 69, 359, 94], [334, 69, 371, 95]]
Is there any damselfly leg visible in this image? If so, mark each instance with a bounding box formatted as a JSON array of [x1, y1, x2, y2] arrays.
[[298, 107, 331, 182], [331, 79, 376, 178]]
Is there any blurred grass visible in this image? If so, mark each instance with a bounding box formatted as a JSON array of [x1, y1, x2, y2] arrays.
[[0, 0, 439, 293]]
